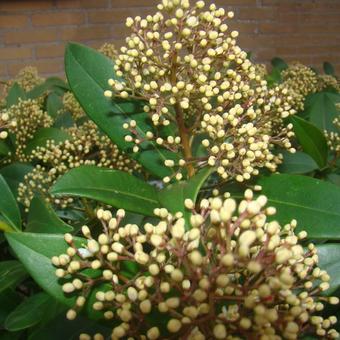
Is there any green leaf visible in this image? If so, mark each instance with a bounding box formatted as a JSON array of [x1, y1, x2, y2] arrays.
[[326, 173, 340, 186], [46, 92, 64, 118], [323, 61, 335, 76], [158, 168, 212, 229], [317, 244, 340, 294], [24, 127, 71, 155], [27, 77, 69, 99], [0, 163, 34, 197], [0, 289, 22, 326], [278, 151, 318, 174], [5, 292, 59, 331], [0, 261, 27, 294], [50, 165, 159, 216], [304, 91, 340, 132], [271, 57, 288, 71], [0, 140, 11, 157], [0, 175, 21, 231], [258, 174, 340, 240], [6, 83, 26, 108], [290, 116, 328, 168], [65, 42, 178, 178], [5, 233, 77, 307], [26, 195, 73, 234]]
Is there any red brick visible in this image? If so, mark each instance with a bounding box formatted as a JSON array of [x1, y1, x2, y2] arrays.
[[0, 15, 29, 29], [3, 29, 58, 44], [0, 1, 53, 11], [56, 0, 109, 8], [32, 12, 85, 26], [88, 8, 153, 24], [0, 47, 32, 60], [60, 26, 111, 41], [35, 44, 66, 58], [8, 59, 64, 77]]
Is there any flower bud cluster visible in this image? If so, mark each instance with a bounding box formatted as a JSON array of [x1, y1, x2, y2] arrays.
[[18, 121, 140, 210], [98, 43, 118, 60], [62, 92, 86, 121], [104, 0, 297, 183], [5, 99, 53, 161], [7, 66, 44, 93], [0, 111, 16, 140], [53, 191, 338, 339], [325, 117, 340, 153]]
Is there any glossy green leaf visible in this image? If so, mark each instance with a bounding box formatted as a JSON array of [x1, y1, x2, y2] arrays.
[[24, 127, 71, 155], [26, 196, 73, 234], [317, 244, 340, 295], [0, 163, 34, 197], [326, 173, 340, 186], [279, 151, 318, 174], [158, 168, 213, 229], [50, 165, 159, 216], [46, 92, 64, 118], [0, 289, 22, 326], [5, 233, 77, 306], [258, 174, 340, 239], [0, 140, 11, 156], [6, 83, 26, 108], [0, 261, 27, 294], [290, 116, 328, 168], [304, 91, 340, 132], [27, 77, 69, 99], [65, 42, 178, 178], [0, 175, 21, 231], [271, 57, 288, 71], [323, 61, 335, 76], [5, 292, 59, 331]]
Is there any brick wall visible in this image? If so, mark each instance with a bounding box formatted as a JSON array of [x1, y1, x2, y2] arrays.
[[0, 0, 340, 79]]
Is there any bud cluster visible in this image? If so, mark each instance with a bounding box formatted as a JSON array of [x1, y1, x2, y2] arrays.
[[5, 99, 53, 161], [0, 111, 16, 140], [325, 117, 340, 153], [104, 0, 297, 183], [18, 121, 141, 210], [53, 191, 338, 339]]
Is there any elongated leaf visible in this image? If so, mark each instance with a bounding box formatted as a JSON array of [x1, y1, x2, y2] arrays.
[[0, 175, 21, 231], [258, 174, 340, 239], [271, 57, 288, 71], [317, 244, 340, 295], [279, 151, 318, 174], [0, 289, 22, 326], [0, 261, 27, 294], [290, 116, 328, 168], [158, 168, 212, 229], [323, 62, 335, 76], [5, 292, 59, 331], [24, 127, 71, 155], [65, 42, 178, 178], [50, 166, 159, 216], [26, 196, 73, 234], [46, 92, 64, 118], [27, 77, 69, 99], [0, 163, 34, 197], [304, 91, 340, 132], [5, 233, 76, 306], [0, 140, 11, 156], [6, 83, 26, 108]]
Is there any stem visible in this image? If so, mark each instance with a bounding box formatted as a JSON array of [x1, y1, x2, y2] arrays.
[[175, 102, 195, 177], [169, 51, 195, 177]]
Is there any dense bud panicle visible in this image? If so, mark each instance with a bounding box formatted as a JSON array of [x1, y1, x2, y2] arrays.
[[53, 190, 338, 339], [104, 0, 297, 183]]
